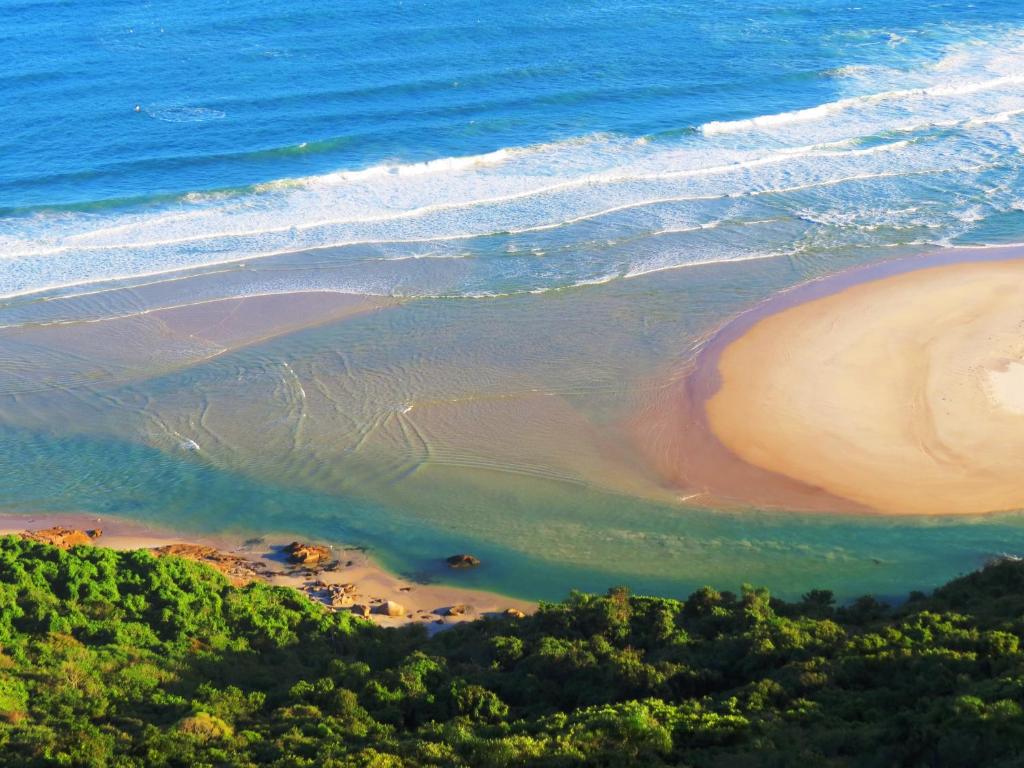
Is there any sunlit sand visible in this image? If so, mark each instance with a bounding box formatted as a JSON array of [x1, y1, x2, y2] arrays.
[[704, 256, 1024, 515]]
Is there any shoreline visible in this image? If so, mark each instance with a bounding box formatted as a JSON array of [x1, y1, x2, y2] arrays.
[[0, 511, 534, 632], [636, 243, 1024, 517]]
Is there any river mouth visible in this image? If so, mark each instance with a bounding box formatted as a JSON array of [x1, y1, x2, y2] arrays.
[[4, 244, 1024, 602]]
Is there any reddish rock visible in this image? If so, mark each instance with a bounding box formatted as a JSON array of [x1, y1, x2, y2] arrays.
[[331, 593, 354, 608], [151, 544, 262, 586], [21, 527, 102, 549], [284, 541, 330, 565], [446, 553, 480, 569]]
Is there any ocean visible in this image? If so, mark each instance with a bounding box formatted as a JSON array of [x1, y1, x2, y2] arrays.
[[4, 0, 1024, 601]]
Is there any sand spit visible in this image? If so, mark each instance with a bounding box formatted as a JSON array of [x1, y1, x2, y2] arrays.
[[0, 513, 533, 632], [650, 247, 1024, 516]]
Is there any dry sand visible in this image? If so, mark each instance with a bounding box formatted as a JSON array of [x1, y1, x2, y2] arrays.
[[0, 512, 533, 632], [704, 256, 1024, 515]]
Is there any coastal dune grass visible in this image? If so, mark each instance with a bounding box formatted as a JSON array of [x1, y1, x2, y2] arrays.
[[0, 536, 1023, 766]]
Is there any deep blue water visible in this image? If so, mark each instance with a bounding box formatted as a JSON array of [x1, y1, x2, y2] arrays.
[[4, 1, 1024, 298], [7, 0, 1012, 207]]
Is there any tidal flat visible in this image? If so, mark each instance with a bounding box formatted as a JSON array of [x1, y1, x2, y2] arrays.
[[5, 243, 1024, 602]]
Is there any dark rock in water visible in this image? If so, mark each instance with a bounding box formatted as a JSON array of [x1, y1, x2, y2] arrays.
[[446, 553, 480, 569], [285, 541, 330, 565]]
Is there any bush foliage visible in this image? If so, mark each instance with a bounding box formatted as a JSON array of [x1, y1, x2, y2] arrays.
[[0, 535, 1023, 766]]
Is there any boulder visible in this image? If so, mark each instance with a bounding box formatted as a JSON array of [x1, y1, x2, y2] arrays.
[[378, 600, 405, 617], [331, 593, 354, 608], [446, 604, 470, 617], [351, 603, 371, 618], [446, 553, 480, 569], [284, 541, 330, 565], [504, 608, 526, 619]]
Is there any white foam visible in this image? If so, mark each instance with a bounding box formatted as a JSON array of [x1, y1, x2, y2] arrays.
[[149, 106, 226, 123], [988, 361, 1024, 415], [5, 28, 1024, 302], [701, 74, 1024, 136]]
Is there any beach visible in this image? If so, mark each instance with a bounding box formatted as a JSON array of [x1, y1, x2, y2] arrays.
[[682, 250, 1024, 516], [0, 512, 532, 631]]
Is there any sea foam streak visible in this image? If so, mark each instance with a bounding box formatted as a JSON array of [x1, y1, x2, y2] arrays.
[[3, 30, 1024, 302], [700, 74, 1024, 135]]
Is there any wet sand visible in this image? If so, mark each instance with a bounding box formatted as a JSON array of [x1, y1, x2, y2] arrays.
[[0, 291, 392, 392], [652, 246, 1024, 516], [0, 512, 533, 632]]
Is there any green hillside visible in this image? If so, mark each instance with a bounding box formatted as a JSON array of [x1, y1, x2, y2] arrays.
[[1, 536, 1022, 766]]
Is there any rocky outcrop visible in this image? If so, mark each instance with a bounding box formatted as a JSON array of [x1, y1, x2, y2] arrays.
[[151, 544, 267, 586], [378, 600, 405, 617], [446, 604, 470, 617], [331, 593, 354, 608], [351, 603, 371, 618], [327, 583, 356, 608], [504, 608, 526, 619], [284, 541, 330, 565], [21, 527, 102, 549], [446, 553, 480, 569]]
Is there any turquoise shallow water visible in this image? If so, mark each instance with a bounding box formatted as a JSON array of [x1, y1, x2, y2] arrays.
[[5, 2, 1024, 601]]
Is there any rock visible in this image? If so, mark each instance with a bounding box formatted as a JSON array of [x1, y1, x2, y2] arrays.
[[377, 600, 405, 617], [325, 585, 356, 607], [446, 553, 480, 569], [151, 544, 262, 586], [284, 541, 330, 565], [447, 604, 470, 617], [22, 527, 102, 549], [504, 608, 526, 619], [331, 593, 354, 608], [351, 604, 371, 618]]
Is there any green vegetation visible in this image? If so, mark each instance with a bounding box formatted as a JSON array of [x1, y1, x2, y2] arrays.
[[1, 535, 1024, 766]]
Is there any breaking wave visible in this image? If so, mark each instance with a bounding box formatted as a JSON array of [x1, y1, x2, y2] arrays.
[[4, 28, 1024, 302]]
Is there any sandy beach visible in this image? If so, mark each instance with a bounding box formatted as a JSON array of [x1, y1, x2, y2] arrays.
[[0, 512, 533, 632], [698, 254, 1024, 516]]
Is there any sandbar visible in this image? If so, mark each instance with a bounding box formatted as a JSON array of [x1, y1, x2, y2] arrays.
[[704, 255, 1024, 515]]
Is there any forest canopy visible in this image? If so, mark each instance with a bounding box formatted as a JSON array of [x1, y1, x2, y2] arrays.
[[0, 535, 1023, 766]]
